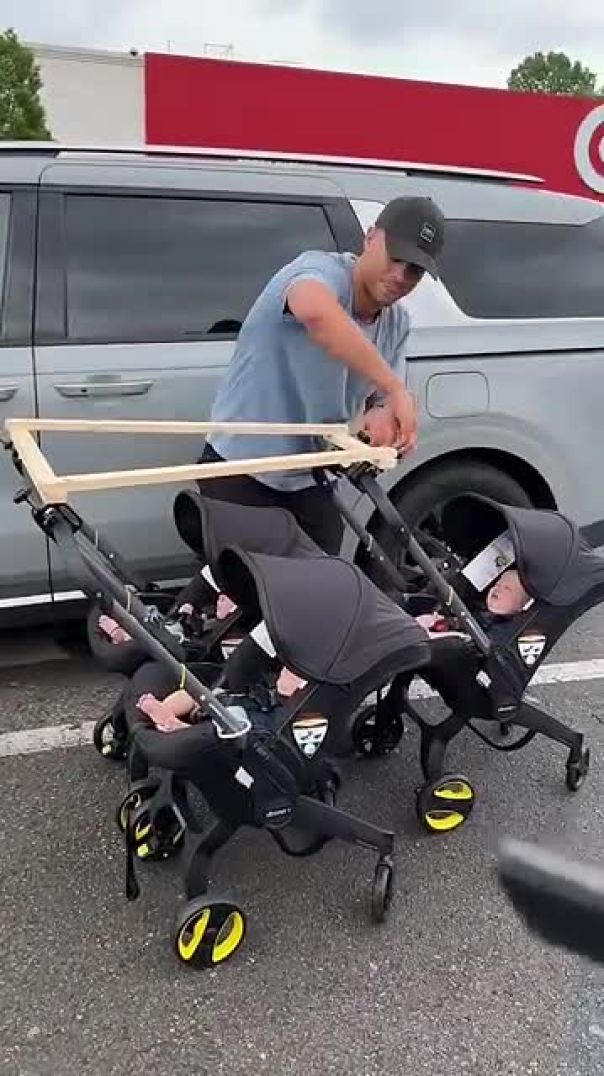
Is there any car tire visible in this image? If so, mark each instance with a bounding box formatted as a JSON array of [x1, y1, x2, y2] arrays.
[[357, 458, 534, 586]]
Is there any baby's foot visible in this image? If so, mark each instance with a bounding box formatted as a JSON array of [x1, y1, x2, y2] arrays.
[[98, 614, 131, 644], [217, 594, 238, 620], [136, 693, 188, 732], [277, 667, 308, 697]]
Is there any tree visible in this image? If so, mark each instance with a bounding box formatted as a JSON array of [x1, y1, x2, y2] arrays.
[[507, 51, 603, 97], [0, 28, 51, 139]]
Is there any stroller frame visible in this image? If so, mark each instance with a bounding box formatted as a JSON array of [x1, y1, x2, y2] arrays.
[[3, 418, 406, 967]]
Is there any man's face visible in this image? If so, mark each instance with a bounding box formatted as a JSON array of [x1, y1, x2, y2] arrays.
[[360, 228, 426, 307]]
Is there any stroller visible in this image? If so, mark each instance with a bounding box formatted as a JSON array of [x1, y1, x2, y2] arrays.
[[15, 486, 432, 966], [323, 466, 596, 832]]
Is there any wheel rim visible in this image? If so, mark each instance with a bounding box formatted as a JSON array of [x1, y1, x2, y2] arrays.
[[372, 861, 393, 921], [176, 902, 246, 966], [420, 777, 475, 832]]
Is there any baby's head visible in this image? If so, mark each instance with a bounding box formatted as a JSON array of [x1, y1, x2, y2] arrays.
[[486, 569, 530, 617]]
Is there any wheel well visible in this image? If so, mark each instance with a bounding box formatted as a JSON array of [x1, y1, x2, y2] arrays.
[[391, 449, 557, 510]]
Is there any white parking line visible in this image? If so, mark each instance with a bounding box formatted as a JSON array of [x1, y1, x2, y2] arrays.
[[1, 657, 603, 760]]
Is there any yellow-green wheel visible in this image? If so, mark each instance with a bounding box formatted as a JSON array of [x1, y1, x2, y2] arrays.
[[173, 898, 247, 968], [417, 774, 475, 834]]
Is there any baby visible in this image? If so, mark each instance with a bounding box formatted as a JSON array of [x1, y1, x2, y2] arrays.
[[415, 568, 531, 636], [137, 666, 306, 732], [485, 568, 531, 616], [98, 593, 238, 646]]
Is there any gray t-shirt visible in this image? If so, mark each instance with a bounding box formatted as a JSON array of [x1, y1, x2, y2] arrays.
[[208, 249, 410, 490]]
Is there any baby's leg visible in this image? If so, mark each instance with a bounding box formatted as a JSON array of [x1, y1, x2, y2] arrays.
[[217, 594, 238, 620], [163, 689, 199, 719], [98, 614, 132, 645], [277, 667, 308, 697], [136, 693, 190, 732]]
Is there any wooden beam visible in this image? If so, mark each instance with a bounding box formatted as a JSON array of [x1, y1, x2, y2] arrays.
[[7, 423, 66, 502], [6, 418, 352, 437], [3, 417, 397, 504], [59, 445, 395, 496]]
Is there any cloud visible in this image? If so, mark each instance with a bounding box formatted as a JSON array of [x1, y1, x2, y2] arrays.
[[3, 0, 603, 87], [267, 0, 604, 54]]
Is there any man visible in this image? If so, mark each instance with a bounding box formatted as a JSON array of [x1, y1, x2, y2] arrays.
[[197, 195, 445, 553]]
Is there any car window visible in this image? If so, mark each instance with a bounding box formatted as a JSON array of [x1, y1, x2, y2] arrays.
[[437, 216, 604, 319], [63, 194, 338, 342], [0, 193, 12, 330]]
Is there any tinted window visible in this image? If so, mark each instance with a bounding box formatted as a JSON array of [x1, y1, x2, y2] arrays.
[[438, 216, 604, 319], [63, 194, 338, 342], [0, 192, 12, 328]]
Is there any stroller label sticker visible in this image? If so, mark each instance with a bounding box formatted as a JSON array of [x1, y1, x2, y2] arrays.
[[518, 634, 547, 666], [251, 621, 277, 658], [462, 530, 515, 592], [292, 715, 329, 758], [235, 766, 254, 789], [201, 564, 220, 592]]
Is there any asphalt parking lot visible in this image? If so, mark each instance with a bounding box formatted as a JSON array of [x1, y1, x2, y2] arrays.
[[2, 613, 604, 1076]]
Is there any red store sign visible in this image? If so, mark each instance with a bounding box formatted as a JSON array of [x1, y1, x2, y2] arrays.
[[144, 53, 604, 200]]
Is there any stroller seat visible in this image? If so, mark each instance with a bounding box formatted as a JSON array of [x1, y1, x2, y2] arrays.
[[116, 545, 431, 967]]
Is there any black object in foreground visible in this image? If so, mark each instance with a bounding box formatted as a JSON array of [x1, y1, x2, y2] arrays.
[[498, 837, 604, 965]]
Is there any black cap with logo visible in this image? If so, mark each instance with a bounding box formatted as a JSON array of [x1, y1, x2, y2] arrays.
[[375, 196, 445, 279]]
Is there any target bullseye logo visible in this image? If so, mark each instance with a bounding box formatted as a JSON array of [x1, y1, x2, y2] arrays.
[[573, 104, 604, 194]]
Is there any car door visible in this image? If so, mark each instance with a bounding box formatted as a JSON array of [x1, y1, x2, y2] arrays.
[[34, 160, 355, 596], [0, 187, 52, 608]]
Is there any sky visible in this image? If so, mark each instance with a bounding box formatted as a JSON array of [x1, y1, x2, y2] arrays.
[[2, 0, 604, 89]]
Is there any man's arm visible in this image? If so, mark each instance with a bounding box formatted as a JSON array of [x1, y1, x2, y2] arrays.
[[286, 278, 416, 451], [286, 279, 401, 398]]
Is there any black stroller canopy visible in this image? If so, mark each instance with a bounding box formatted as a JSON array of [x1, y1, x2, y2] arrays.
[[217, 547, 430, 685], [173, 492, 322, 580], [442, 495, 604, 606]]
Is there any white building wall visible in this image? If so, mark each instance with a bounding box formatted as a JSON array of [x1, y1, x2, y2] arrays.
[[28, 43, 145, 145]]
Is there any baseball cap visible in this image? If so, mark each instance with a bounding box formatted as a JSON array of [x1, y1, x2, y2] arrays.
[[375, 196, 445, 279]]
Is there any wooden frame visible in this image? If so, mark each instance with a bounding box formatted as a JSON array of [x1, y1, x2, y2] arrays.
[[4, 418, 398, 505]]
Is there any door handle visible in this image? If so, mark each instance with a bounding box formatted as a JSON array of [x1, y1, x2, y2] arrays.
[[53, 379, 154, 399], [0, 384, 18, 402]]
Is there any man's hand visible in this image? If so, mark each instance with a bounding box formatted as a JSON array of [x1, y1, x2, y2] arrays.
[[361, 405, 398, 448], [362, 388, 417, 454], [387, 383, 417, 453]]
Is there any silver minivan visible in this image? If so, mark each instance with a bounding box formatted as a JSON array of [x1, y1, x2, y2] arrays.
[[1, 142, 603, 619]]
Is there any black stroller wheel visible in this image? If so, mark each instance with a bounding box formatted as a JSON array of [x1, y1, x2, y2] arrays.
[[173, 897, 247, 968], [129, 802, 185, 862], [93, 710, 127, 761], [116, 778, 161, 833], [416, 774, 475, 834], [371, 857, 394, 923], [566, 748, 590, 792], [352, 705, 404, 758]]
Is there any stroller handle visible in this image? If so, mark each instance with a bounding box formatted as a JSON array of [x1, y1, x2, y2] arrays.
[[340, 462, 492, 656]]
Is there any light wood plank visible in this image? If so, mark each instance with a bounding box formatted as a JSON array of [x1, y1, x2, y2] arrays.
[[8, 425, 67, 502], [6, 418, 352, 437], [3, 417, 397, 504]]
